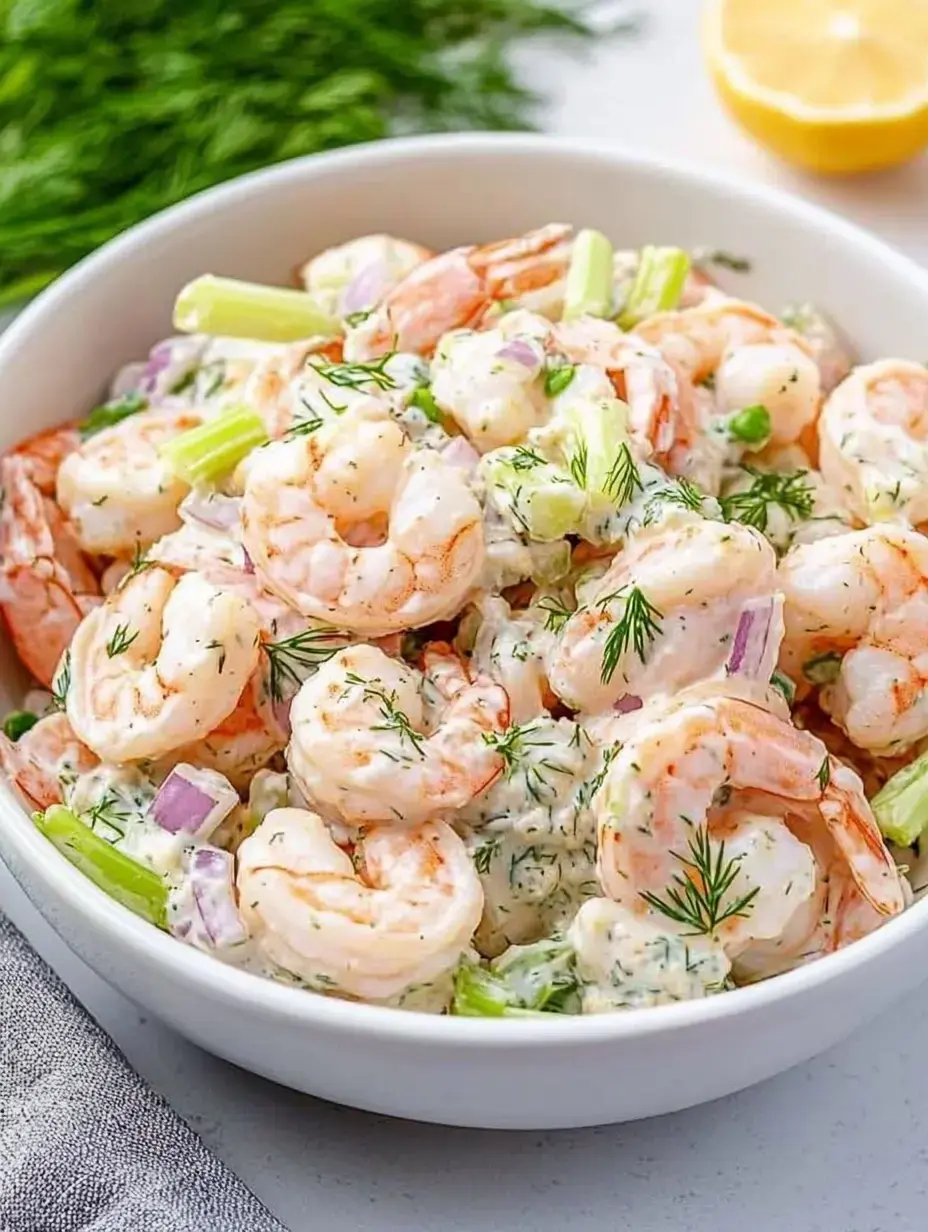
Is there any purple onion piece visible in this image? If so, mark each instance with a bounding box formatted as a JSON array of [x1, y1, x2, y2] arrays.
[[614, 694, 643, 715], [273, 697, 292, 737], [109, 361, 147, 399], [441, 436, 480, 475], [149, 770, 217, 835], [190, 847, 248, 948], [342, 260, 392, 315], [242, 546, 255, 576], [181, 492, 242, 533], [727, 596, 783, 681], [140, 336, 207, 403], [496, 340, 542, 370], [727, 609, 755, 675]]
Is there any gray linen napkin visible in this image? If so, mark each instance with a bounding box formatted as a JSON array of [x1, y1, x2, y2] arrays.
[[0, 912, 287, 1232]]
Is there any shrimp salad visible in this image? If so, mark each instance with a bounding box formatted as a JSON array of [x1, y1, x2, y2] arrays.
[[1, 226, 924, 1019]]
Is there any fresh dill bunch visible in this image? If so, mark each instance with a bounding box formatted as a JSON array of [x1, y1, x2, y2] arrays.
[[0, 0, 595, 308]]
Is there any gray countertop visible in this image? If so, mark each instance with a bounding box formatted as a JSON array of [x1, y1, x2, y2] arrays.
[[5, 1, 928, 1228]]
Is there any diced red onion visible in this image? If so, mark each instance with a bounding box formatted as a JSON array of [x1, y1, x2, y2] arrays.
[[496, 340, 543, 371], [140, 336, 207, 402], [727, 595, 784, 682], [189, 847, 248, 949], [242, 546, 255, 575], [614, 694, 643, 715], [180, 491, 242, 534], [342, 260, 391, 315], [273, 697, 292, 737], [109, 361, 147, 399], [148, 765, 237, 839], [441, 436, 480, 475]]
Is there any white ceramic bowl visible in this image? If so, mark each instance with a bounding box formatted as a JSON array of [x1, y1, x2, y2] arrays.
[[3, 134, 928, 1130]]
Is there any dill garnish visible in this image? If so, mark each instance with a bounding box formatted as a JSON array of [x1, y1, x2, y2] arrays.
[[640, 825, 760, 936], [263, 628, 343, 702], [720, 467, 814, 532], [599, 587, 663, 684]]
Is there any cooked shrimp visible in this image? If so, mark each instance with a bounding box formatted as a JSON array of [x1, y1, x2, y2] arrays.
[[57, 409, 202, 554], [240, 338, 345, 439], [550, 316, 700, 465], [66, 565, 260, 762], [468, 593, 553, 724], [9, 422, 81, 495], [299, 233, 433, 318], [347, 225, 572, 360], [159, 669, 288, 791], [0, 456, 100, 687], [242, 405, 484, 635], [237, 807, 483, 1002], [596, 693, 905, 947], [288, 642, 508, 826], [818, 360, 928, 526], [429, 311, 550, 452], [779, 524, 928, 754], [547, 513, 780, 714], [636, 299, 821, 447], [0, 712, 98, 810]]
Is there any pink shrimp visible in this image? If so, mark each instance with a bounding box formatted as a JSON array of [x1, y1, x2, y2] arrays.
[[349, 225, 573, 359], [0, 456, 100, 688], [9, 422, 82, 496], [0, 712, 98, 810]]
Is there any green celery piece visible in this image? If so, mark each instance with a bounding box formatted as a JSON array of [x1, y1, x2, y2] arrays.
[[160, 404, 269, 485], [80, 391, 148, 439], [727, 404, 771, 447], [872, 750, 928, 847], [35, 805, 168, 927], [562, 229, 614, 320], [174, 275, 342, 342], [483, 451, 587, 542], [453, 938, 579, 1016], [562, 396, 630, 497], [618, 246, 691, 328]]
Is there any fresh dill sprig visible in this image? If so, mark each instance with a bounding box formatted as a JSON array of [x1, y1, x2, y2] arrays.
[[263, 628, 343, 703], [472, 836, 501, 876], [284, 412, 325, 439], [313, 355, 397, 392], [720, 467, 814, 532], [105, 623, 139, 658], [603, 442, 643, 506], [345, 672, 426, 758], [643, 477, 704, 524], [640, 825, 760, 936], [511, 445, 548, 471], [816, 756, 831, 791], [599, 587, 663, 684], [483, 722, 570, 805], [537, 595, 573, 633], [124, 539, 150, 581], [51, 650, 71, 711], [568, 436, 588, 489], [574, 744, 618, 815], [84, 790, 132, 836]]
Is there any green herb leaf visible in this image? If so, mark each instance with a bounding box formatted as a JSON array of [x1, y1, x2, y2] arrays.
[[544, 364, 577, 398], [640, 825, 760, 937], [2, 710, 39, 742], [599, 586, 663, 684], [80, 392, 148, 440]]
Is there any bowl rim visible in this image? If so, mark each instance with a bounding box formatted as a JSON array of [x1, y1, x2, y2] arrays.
[[4, 130, 928, 1048]]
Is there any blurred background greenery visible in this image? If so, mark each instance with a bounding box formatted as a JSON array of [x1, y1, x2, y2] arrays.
[[0, 0, 607, 308]]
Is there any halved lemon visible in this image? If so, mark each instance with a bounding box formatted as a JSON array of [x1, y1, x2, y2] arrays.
[[703, 0, 928, 174]]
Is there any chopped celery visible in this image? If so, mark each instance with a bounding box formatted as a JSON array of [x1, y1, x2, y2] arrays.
[[482, 450, 586, 542], [802, 651, 843, 686], [409, 385, 443, 424], [3, 710, 39, 741], [872, 750, 928, 847], [173, 275, 342, 342], [561, 396, 631, 500], [453, 938, 580, 1017], [35, 805, 168, 927], [618, 246, 691, 329], [160, 405, 268, 485], [727, 404, 771, 447], [562, 229, 614, 321], [544, 363, 576, 398]]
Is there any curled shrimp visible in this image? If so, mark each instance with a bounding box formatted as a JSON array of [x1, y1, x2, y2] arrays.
[[547, 514, 780, 714], [0, 713, 98, 810], [0, 456, 100, 687], [9, 422, 81, 495], [549, 316, 700, 466], [429, 310, 550, 453], [636, 299, 822, 447], [242, 406, 484, 635], [298, 233, 433, 318], [596, 691, 905, 956], [779, 524, 928, 754], [237, 807, 483, 1002], [288, 642, 509, 826], [347, 225, 572, 360], [818, 360, 928, 526], [240, 338, 345, 439], [57, 409, 202, 554], [66, 565, 260, 762]]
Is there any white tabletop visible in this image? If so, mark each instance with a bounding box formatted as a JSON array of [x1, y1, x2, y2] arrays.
[[6, 2, 928, 1228]]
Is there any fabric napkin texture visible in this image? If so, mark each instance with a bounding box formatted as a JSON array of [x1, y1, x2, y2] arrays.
[[0, 912, 287, 1232]]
